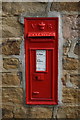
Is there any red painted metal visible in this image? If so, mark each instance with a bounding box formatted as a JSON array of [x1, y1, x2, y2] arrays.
[[24, 17, 58, 105], [28, 32, 56, 37]]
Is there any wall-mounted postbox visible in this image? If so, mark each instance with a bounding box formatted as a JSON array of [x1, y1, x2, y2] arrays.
[[24, 17, 58, 105]]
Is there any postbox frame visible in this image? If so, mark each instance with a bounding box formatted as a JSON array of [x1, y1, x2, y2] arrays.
[[24, 17, 58, 105]]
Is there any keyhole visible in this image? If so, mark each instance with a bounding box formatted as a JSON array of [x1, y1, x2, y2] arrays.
[[35, 76, 38, 80]]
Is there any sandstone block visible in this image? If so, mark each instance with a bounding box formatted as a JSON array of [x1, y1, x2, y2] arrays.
[[0, 47, 2, 55], [61, 73, 80, 88], [0, 88, 2, 103], [2, 16, 21, 28], [56, 105, 80, 119], [11, 2, 47, 16], [14, 104, 28, 118], [2, 25, 23, 38], [62, 87, 80, 104], [2, 2, 12, 16], [51, 2, 80, 12], [70, 74, 80, 88], [28, 107, 52, 118], [2, 104, 14, 118], [3, 58, 19, 69], [2, 72, 21, 86], [63, 57, 79, 70], [71, 30, 78, 39], [70, 15, 80, 30], [56, 106, 67, 118], [2, 16, 23, 37], [62, 15, 79, 40], [0, 73, 2, 86], [2, 41, 21, 55], [2, 88, 23, 104], [9, 105, 52, 118], [66, 106, 80, 118], [62, 16, 72, 40], [63, 69, 79, 76], [77, 15, 80, 29], [2, 2, 47, 16], [0, 60, 3, 73]]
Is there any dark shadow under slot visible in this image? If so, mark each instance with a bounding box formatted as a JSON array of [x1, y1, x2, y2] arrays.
[[29, 37, 55, 42], [29, 36, 54, 39]]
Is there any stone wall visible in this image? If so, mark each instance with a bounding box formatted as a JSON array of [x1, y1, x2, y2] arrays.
[[1, 2, 80, 119]]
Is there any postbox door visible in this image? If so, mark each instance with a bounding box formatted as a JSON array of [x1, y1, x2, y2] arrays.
[[29, 48, 55, 101], [25, 17, 58, 105]]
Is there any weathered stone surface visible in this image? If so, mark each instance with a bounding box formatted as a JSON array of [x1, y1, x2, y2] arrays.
[[2, 72, 21, 86], [56, 105, 80, 118], [11, 2, 47, 16], [2, 25, 23, 37], [56, 106, 67, 118], [70, 74, 80, 88], [2, 41, 21, 55], [63, 40, 71, 56], [0, 73, 2, 86], [61, 73, 80, 88], [63, 57, 79, 70], [14, 104, 28, 118], [28, 107, 52, 118], [5, 104, 52, 118], [62, 15, 79, 40], [3, 58, 19, 69], [0, 58, 3, 72], [63, 46, 70, 56], [68, 39, 78, 59], [62, 87, 80, 104], [0, 103, 2, 120], [74, 42, 80, 55], [2, 17, 21, 28], [51, 2, 80, 12], [2, 104, 14, 118], [71, 30, 78, 39], [77, 15, 80, 29], [63, 69, 79, 76], [2, 2, 47, 16], [2, 88, 23, 104], [2, 2, 12, 16], [0, 87, 2, 103], [70, 15, 80, 30], [62, 15, 72, 40], [2, 16, 23, 37], [0, 103, 2, 109], [66, 107, 80, 118], [0, 39, 2, 54], [0, 48, 2, 55], [61, 74, 67, 86]]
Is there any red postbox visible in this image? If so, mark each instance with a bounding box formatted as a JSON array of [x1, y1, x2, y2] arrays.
[[24, 17, 58, 105]]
